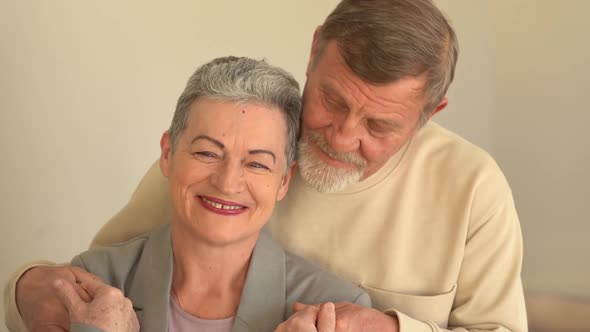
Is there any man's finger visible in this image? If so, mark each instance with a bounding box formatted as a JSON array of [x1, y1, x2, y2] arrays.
[[70, 266, 103, 285], [294, 304, 321, 324], [317, 302, 336, 332], [73, 282, 92, 302], [293, 302, 307, 313], [72, 269, 106, 297], [293, 302, 320, 313], [53, 279, 83, 314], [70, 266, 103, 282]]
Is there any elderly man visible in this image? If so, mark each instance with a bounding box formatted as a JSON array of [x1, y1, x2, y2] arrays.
[[5, 0, 527, 331]]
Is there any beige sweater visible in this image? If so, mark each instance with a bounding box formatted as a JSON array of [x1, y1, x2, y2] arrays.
[[4, 122, 527, 331]]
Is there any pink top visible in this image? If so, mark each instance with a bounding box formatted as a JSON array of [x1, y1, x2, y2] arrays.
[[168, 296, 235, 332]]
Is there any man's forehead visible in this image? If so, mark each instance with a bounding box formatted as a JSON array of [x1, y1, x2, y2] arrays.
[[318, 76, 426, 107]]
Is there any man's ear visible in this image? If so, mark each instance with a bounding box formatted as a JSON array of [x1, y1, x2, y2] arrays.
[[306, 26, 323, 76], [159, 131, 173, 178], [276, 163, 296, 201], [428, 97, 449, 120]]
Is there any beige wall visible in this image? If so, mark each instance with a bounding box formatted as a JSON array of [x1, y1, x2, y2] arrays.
[[1, 0, 588, 327], [491, 0, 590, 298], [434, 1, 496, 153]]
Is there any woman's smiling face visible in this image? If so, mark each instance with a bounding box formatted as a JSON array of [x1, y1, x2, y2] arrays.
[[160, 97, 293, 246]]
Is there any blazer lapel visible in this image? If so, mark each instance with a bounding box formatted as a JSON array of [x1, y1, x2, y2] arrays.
[[124, 225, 285, 332], [126, 224, 174, 332], [232, 230, 287, 332]]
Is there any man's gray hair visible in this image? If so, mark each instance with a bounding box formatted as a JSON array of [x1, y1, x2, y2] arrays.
[[319, 0, 459, 125], [169, 56, 301, 167]]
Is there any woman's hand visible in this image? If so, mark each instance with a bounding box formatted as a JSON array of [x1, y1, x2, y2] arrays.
[[293, 302, 399, 332], [274, 302, 336, 332]]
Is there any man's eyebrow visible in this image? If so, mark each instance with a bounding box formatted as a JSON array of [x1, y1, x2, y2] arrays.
[[372, 117, 403, 129], [249, 150, 276, 164], [321, 83, 347, 103], [191, 135, 224, 148]]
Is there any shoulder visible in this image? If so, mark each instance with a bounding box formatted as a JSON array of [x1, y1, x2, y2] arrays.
[[413, 122, 512, 200], [412, 122, 517, 229], [284, 251, 370, 309], [73, 224, 169, 287], [413, 122, 505, 178]]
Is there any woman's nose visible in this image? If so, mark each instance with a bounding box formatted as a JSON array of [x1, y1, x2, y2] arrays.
[[211, 161, 246, 195]]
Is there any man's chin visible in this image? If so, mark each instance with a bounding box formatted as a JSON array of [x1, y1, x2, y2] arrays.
[[297, 164, 362, 193], [297, 137, 365, 192]]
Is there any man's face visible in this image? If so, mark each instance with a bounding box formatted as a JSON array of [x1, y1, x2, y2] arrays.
[[298, 40, 431, 192]]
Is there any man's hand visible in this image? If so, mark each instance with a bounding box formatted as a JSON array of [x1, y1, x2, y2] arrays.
[[15, 266, 92, 332], [293, 302, 399, 332], [275, 302, 336, 332], [53, 271, 139, 332]]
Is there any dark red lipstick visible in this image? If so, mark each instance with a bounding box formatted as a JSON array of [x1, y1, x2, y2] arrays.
[[198, 195, 248, 216]]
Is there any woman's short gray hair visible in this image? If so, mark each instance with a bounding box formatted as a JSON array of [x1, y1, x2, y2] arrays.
[[169, 56, 301, 168]]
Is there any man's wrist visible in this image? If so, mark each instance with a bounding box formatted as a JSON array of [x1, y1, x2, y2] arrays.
[[15, 263, 58, 312], [5, 261, 55, 331]]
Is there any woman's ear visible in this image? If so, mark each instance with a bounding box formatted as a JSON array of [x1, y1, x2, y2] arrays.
[[276, 163, 296, 201], [159, 131, 173, 178]]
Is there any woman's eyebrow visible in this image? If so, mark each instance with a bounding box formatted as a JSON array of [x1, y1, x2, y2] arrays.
[[192, 135, 276, 164], [191, 135, 224, 149], [249, 149, 276, 164]]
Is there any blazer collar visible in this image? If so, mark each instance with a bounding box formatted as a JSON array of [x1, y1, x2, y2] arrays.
[[125, 224, 287, 332], [233, 229, 287, 332], [126, 224, 173, 332]]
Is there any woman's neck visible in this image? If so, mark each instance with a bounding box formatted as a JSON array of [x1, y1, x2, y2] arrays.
[[170, 222, 258, 319]]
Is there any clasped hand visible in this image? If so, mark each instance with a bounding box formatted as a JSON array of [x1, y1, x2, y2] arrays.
[[274, 302, 399, 332], [16, 266, 138, 332]]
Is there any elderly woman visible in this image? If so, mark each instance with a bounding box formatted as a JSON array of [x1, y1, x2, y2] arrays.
[[60, 56, 370, 332]]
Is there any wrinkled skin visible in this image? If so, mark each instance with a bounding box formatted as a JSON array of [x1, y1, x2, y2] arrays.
[[16, 266, 91, 332], [53, 271, 139, 332], [292, 302, 399, 332], [274, 302, 336, 332]]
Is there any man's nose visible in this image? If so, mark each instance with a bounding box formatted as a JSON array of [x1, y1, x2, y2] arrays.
[[328, 114, 361, 153], [211, 161, 246, 195]]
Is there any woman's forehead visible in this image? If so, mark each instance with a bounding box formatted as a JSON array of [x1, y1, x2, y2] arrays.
[[184, 99, 288, 149]]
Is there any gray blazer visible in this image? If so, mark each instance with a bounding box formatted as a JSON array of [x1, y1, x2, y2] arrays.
[[70, 224, 370, 332]]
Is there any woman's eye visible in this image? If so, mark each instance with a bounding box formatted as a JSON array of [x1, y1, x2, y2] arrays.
[[248, 162, 270, 171], [194, 151, 217, 158]]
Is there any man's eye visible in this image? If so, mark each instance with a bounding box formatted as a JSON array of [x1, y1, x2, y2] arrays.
[[323, 95, 343, 111], [368, 120, 396, 134]]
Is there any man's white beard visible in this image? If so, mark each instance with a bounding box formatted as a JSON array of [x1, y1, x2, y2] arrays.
[[296, 131, 367, 193]]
